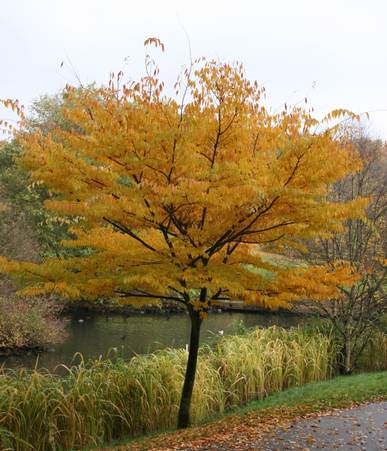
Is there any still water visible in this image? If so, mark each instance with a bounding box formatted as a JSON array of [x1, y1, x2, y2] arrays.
[[0, 311, 305, 371]]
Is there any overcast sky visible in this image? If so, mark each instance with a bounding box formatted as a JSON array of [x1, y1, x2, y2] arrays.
[[1, 0, 386, 139]]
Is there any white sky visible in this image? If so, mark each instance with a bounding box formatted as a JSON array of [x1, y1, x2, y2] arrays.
[[1, 0, 387, 139]]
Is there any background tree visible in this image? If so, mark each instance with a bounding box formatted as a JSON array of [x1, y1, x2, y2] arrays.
[[0, 41, 365, 427], [0, 92, 94, 261], [0, 139, 41, 294], [300, 131, 387, 373]]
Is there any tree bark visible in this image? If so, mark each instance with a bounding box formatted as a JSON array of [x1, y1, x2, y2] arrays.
[[177, 308, 202, 429], [344, 336, 353, 374]]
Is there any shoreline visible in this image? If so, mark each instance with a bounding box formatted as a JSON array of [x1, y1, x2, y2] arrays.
[[0, 345, 47, 358], [62, 299, 317, 318]]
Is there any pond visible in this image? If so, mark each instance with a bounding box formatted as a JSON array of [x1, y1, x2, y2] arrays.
[[0, 311, 307, 371]]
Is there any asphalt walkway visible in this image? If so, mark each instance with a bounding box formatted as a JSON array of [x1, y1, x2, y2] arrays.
[[250, 402, 387, 450], [121, 401, 387, 450]]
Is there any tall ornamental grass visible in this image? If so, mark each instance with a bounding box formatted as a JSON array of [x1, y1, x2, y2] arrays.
[[0, 326, 335, 450], [213, 327, 334, 407]]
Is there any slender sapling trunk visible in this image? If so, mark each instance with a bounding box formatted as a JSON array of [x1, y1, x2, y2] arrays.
[[343, 336, 353, 374], [177, 308, 202, 428]]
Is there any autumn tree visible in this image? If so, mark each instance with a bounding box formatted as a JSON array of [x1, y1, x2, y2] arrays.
[[0, 40, 365, 427], [300, 131, 387, 373]]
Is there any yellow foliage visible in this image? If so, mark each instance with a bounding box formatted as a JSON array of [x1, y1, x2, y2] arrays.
[[0, 46, 366, 314]]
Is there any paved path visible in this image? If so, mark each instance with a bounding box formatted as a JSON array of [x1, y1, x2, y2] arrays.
[[252, 402, 387, 451], [124, 402, 387, 450]]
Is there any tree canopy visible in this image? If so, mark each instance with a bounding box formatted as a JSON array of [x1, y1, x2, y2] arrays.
[[0, 40, 367, 426], [0, 63, 364, 306]]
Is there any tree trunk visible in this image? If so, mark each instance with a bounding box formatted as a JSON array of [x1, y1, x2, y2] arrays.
[[177, 308, 202, 429], [342, 336, 353, 375]]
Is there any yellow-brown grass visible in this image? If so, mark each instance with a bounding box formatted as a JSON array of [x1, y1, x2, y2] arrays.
[[0, 325, 371, 450]]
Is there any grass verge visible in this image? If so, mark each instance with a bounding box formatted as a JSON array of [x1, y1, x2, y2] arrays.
[[112, 371, 387, 450]]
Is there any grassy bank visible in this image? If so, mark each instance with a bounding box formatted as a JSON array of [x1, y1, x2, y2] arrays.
[[124, 371, 387, 451], [0, 326, 334, 450], [236, 370, 387, 413]]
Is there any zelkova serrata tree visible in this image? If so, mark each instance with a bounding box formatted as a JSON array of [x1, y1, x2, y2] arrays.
[[0, 40, 365, 427]]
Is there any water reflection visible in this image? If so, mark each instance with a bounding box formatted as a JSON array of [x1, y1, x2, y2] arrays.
[[0, 311, 305, 371]]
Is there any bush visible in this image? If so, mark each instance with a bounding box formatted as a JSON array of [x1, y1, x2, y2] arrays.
[[298, 316, 387, 373], [0, 297, 67, 353], [356, 331, 387, 372]]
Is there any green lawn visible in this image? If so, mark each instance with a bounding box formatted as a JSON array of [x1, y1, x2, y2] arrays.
[[232, 371, 387, 415]]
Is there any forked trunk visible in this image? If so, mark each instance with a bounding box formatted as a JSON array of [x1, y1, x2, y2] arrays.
[[177, 309, 202, 429]]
